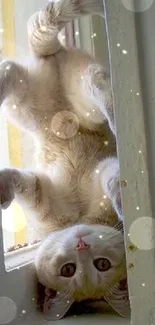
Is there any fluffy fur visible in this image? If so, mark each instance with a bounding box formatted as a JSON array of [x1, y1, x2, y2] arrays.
[[0, 0, 129, 320]]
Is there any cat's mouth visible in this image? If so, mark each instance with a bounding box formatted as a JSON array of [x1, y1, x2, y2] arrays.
[[119, 277, 128, 291]]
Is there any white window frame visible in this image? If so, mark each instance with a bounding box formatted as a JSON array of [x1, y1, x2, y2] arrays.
[[104, 0, 155, 324]]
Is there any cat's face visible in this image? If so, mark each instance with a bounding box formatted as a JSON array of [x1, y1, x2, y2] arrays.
[[35, 224, 129, 320]]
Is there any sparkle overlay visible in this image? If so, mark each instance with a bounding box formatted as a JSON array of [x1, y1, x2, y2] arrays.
[[121, 0, 154, 12], [129, 217, 155, 250], [0, 297, 17, 324]]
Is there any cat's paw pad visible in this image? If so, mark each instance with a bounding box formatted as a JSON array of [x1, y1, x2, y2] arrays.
[[0, 169, 14, 209]]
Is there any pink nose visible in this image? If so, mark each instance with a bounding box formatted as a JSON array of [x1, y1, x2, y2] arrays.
[[75, 238, 90, 251]]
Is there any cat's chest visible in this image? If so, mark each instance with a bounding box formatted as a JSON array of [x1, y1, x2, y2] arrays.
[[46, 158, 92, 214], [39, 128, 116, 174], [35, 129, 116, 232]]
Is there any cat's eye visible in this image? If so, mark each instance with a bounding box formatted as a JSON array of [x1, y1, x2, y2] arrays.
[[60, 263, 76, 277], [93, 258, 111, 272]]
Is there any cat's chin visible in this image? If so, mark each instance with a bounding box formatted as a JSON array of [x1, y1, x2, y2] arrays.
[[37, 276, 129, 319], [73, 276, 128, 303]]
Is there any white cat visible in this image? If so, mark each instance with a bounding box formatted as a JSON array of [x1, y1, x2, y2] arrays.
[[0, 0, 129, 320]]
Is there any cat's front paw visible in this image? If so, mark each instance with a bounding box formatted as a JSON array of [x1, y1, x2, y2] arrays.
[[0, 169, 15, 209]]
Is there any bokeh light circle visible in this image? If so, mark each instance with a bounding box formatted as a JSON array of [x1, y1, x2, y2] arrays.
[[121, 0, 154, 12], [129, 216, 155, 250], [0, 297, 17, 324], [51, 111, 79, 139]]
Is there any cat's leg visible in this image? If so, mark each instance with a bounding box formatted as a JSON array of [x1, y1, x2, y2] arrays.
[[27, 0, 104, 57], [0, 168, 52, 220], [0, 60, 35, 130], [82, 64, 115, 135], [98, 157, 123, 220]]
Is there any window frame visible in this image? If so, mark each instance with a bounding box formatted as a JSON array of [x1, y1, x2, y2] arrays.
[[104, 1, 155, 324]]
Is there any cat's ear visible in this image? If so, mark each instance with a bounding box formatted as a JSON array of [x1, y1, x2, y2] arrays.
[[37, 281, 74, 320], [43, 289, 74, 321], [104, 277, 130, 318], [37, 281, 57, 312]]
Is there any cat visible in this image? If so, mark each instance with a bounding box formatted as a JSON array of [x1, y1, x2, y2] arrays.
[[0, 0, 129, 320]]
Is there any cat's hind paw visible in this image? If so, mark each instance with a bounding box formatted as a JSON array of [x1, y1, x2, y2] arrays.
[[100, 158, 123, 220], [107, 175, 123, 220]]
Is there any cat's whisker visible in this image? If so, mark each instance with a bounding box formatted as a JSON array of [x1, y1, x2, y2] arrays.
[[98, 231, 124, 244], [100, 280, 129, 312], [57, 283, 75, 298], [52, 286, 75, 306], [113, 220, 124, 231], [115, 224, 123, 232], [101, 280, 120, 298], [100, 261, 127, 295]]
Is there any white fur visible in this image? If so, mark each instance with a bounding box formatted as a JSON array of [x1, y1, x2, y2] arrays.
[[36, 224, 126, 299]]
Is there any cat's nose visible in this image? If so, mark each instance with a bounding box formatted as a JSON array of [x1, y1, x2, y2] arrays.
[[75, 238, 90, 251]]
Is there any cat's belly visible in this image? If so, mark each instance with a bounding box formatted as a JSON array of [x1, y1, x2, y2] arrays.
[[33, 124, 118, 238], [37, 128, 116, 190], [31, 179, 118, 240]]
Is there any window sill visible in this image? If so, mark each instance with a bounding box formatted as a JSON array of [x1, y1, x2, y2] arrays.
[[4, 242, 40, 271]]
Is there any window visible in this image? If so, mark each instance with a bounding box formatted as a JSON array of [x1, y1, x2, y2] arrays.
[[0, 1, 37, 253], [0, 1, 155, 325], [0, 5, 71, 255]]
